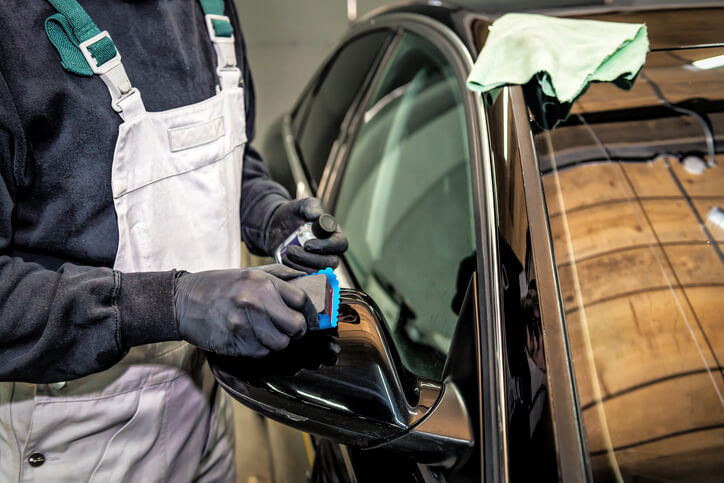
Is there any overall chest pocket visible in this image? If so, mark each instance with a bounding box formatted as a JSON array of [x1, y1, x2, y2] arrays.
[[111, 91, 247, 199]]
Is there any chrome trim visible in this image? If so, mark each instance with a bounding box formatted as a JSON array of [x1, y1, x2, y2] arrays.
[[509, 85, 591, 482], [281, 113, 312, 199], [417, 464, 444, 483], [412, 381, 473, 446], [282, 28, 397, 201], [470, 81, 507, 483], [340, 445, 359, 483], [372, 380, 474, 467], [358, 1, 461, 24], [318, 30, 403, 208], [318, 30, 399, 206], [334, 260, 354, 289]]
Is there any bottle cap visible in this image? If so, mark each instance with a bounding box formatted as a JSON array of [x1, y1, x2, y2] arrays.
[[312, 214, 337, 239]]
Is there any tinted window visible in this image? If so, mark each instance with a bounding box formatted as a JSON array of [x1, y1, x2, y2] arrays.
[[333, 32, 475, 380], [535, 48, 724, 481], [292, 31, 390, 189]]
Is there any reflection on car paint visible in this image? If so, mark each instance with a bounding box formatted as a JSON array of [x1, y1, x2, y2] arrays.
[[536, 47, 724, 482]]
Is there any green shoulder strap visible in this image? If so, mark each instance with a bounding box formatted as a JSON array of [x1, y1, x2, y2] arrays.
[[45, 0, 234, 77], [199, 0, 234, 38], [44, 0, 118, 77]]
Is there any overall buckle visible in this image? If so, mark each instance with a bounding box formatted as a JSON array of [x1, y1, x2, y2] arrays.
[[204, 14, 235, 45], [205, 14, 239, 74], [79, 31, 140, 113], [79, 31, 121, 75]]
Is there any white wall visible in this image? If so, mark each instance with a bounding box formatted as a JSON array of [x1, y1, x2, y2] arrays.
[[234, 0, 395, 147]]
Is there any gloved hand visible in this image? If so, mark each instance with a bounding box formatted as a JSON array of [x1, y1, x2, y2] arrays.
[[174, 264, 318, 358], [266, 197, 348, 273]]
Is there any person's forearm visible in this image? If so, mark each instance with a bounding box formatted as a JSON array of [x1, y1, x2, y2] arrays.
[[0, 257, 178, 383], [240, 146, 291, 255]]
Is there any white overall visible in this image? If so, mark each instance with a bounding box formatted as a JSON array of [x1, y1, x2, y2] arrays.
[[0, 10, 245, 483]]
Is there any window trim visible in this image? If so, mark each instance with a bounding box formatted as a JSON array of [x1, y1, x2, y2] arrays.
[[317, 29, 403, 209], [285, 28, 396, 194], [508, 85, 592, 482]]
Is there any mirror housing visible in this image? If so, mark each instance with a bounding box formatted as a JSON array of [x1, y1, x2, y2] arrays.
[[209, 289, 473, 467]]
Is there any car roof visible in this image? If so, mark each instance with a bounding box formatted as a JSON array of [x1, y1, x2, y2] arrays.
[[362, 1, 724, 54]]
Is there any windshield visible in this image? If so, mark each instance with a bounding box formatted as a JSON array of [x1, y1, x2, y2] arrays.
[[534, 47, 724, 481]]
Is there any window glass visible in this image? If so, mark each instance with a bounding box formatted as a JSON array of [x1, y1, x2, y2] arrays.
[[334, 32, 475, 381], [534, 48, 724, 481], [292, 31, 390, 189]]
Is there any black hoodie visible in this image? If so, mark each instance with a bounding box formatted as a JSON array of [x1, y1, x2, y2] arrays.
[[0, 0, 290, 382]]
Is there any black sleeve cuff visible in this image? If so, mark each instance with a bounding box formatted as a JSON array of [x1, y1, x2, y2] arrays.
[[117, 270, 180, 348], [243, 193, 288, 255]]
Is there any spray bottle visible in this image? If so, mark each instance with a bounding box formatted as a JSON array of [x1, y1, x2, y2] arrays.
[[274, 214, 338, 264]]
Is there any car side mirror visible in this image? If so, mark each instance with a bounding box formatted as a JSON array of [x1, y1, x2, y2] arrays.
[[209, 289, 474, 468]]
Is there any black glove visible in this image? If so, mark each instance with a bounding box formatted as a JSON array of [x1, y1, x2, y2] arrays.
[[266, 197, 348, 273], [174, 264, 318, 358]]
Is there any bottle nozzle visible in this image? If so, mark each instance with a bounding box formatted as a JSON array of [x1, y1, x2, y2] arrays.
[[312, 214, 337, 239]]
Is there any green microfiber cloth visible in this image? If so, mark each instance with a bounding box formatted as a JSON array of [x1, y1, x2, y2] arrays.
[[467, 13, 649, 130]]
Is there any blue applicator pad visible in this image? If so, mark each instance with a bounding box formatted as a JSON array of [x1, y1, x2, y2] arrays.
[[290, 268, 340, 330]]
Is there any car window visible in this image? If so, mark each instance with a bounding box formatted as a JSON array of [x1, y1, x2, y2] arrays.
[[333, 31, 476, 381], [534, 48, 724, 481], [291, 31, 391, 190]]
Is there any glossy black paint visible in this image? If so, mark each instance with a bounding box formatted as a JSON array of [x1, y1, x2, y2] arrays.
[[210, 289, 442, 448], [485, 89, 560, 481]]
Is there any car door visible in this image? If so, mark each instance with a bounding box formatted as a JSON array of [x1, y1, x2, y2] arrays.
[[309, 22, 483, 482], [313, 17, 572, 482], [261, 13, 568, 483], [302, 15, 537, 481]]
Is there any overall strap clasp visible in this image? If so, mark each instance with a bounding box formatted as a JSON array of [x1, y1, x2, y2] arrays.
[[44, 0, 144, 118], [78, 31, 140, 114]]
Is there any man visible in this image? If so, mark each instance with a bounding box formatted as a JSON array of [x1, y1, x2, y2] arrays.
[[0, 0, 346, 481]]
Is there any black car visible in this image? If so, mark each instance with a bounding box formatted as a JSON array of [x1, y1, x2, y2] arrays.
[[211, 3, 724, 482]]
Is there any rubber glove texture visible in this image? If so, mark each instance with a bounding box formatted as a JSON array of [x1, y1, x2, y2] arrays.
[[174, 265, 317, 358], [266, 197, 348, 273]]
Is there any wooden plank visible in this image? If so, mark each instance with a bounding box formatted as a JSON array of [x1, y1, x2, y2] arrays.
[[542, 162, 633, 216], [537, 119, 724, 172], [582, 373, 724, 453], [622, 156, 681, 198], [664, 243, 724, 285], [642, 199, 709, 243], [558, 246, 675, 312], [573, 46, 724, 114], [590, 428, 724, 482], [685, 286, 724, 366], [565, 288, 715, 407], [549, 200, 655, 265], [622, 155, 724, 200]]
